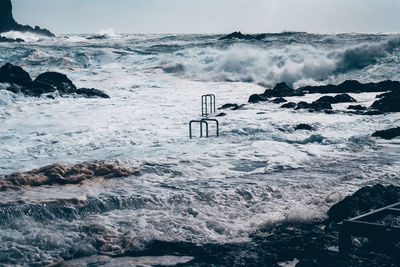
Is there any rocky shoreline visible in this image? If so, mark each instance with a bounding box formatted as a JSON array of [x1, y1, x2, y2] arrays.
[[0, 63, 110, 98], [39, 184, 396, 267], [0, 0, 54, 41]]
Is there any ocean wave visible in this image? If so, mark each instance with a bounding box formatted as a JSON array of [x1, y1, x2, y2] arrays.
[[0, 30, 51, 42], [157, 36, 400, 87]]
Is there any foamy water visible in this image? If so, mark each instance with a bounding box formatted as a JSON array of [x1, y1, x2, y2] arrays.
[[0, 32, 400, 265]]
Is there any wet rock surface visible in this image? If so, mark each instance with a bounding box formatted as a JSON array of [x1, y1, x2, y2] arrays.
[[0, 63, 110, 98], [46, 185, 397, 267], [219, 31, 267, 41], [0, 163, 138, 191], [295, 124, 315, 131], [372, 127, 400, 140], [0, 0, 54, 36], [247, 80, 400, 114]]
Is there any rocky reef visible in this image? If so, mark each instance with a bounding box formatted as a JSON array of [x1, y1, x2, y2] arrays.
[[247, 80, 400, 115], [0, 0, 54, 37], [0, 63, 110, 98], [60, 184, 397, 267], [0, 163, 138, 191]]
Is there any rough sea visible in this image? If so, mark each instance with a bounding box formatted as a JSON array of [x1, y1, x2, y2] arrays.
[[0, 30, 400, 266]]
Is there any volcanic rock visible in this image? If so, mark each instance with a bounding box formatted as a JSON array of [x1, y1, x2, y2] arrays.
[[271, 97, 287, 104], [0, 163, 139, 191], [219, 31, 266, 41], [371, 90, 400, 113], [294, 124, 315, 131], [281, 102, 296, 109], [33, 72, 77, 94], [0, 62, 33, 87], [372, 127, 400, 140], [327, 184, 400, 223], [0, 0, 54, 36], [248, 94, 266, 103], [348, 105, 367, 111], [76, 88, 110, 98]]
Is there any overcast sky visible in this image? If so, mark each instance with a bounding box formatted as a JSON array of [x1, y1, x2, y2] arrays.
[[12, 0, 400, 34]]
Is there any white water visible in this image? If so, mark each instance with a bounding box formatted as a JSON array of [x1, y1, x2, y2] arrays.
[[0, 32, 400, 266]]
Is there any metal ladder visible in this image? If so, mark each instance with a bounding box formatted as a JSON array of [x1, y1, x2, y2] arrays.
[[189, 95, 219, 139]]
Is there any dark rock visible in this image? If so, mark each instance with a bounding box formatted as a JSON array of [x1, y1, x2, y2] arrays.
[[219, 31, 266, 41], [219, 103, 240, 110], [372, 127, 400, 140], [295, 124, 315, 131], [248, 94, 265, 103], [362, 110, 384, 116], [348, 105, 367, 111], [327, 184, 400, 223], [313, 94, 356, 106], [262, 82, 298, 98], [0, 0, 54, 36], [0, 36, 24, 42], [371, 90, 400, 113], [0, 63, 33, 87], [33, 72, 77, 95], [76, 88, 110, 98], [298, 80, 400, 95], [281, 102, 296, 109], [332, 94, 356, 103], [271, 97, 287, 104], [216, 112, 226, 117], [295, 101, 311, 110], [0, 63, 109, 98]]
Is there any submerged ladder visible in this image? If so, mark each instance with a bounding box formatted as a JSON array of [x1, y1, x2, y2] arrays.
[[189, 94, 219, 139]]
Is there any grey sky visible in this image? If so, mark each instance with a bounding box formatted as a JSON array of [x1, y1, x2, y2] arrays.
[[12, 0, 400, 34]]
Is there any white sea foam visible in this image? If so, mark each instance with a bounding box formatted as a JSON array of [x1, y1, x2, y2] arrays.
[[0, 30, 50, 42], [0, 33, 399, 265]]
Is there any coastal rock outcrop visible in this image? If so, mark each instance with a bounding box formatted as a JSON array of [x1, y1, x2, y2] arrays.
[[371, 90, 400, 113], [0, 163, 139, 191], [247, 80, 400, 114], [219, 31, 266, 41], [0, 63, 110, 98], [372, 127, 400, 140], [0, 0, 54, 37], [327, 184, 400, 222]]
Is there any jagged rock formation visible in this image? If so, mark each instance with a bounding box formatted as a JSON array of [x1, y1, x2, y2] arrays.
[[0, 0, 54, 37], [0, 63, 110, 98], [0, 163, 139, 191]]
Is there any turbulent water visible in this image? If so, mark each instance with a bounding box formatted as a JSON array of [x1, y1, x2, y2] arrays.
[[0, 31, 400, 266]]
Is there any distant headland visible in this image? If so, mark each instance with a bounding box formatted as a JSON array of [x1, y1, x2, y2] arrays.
[[0, 0, 54, 38]]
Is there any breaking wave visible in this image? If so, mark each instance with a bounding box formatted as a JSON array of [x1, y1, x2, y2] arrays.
[[159, 36, 400, 87]]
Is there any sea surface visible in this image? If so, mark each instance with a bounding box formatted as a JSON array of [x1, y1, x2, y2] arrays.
[[0, 31, 400, 266]]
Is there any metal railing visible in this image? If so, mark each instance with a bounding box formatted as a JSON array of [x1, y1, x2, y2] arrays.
[[201, 94, 216, 116], [189, 95, 220, 139]]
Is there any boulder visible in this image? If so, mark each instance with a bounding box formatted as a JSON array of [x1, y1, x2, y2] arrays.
[[219, 103, 240, 110], [371, 90, 400, 113], [281, 102, 296, 109], [294, 124, 314, 131], [248, 94, 265, 103], [327, 184, 400, 222], [33, 72, 77, 95], [271, 97, 287, 104], [262, 82, 298, 98], [347, 105, 367, 111], [76, 88, 110, 98], [0, 63, 33, 87], [295, 101, 311, 110], [0, 63, 110, 98], [372, 127, 400, 140]]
